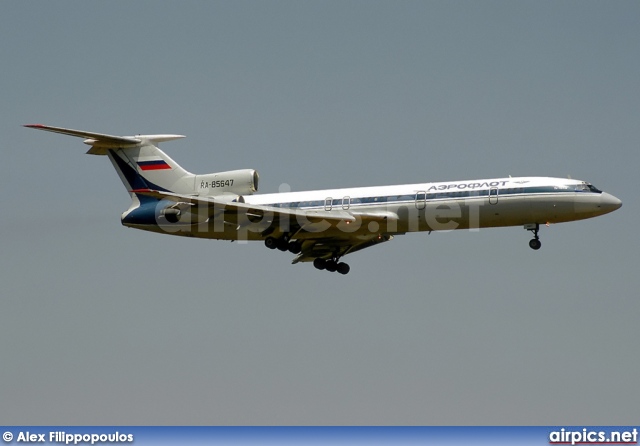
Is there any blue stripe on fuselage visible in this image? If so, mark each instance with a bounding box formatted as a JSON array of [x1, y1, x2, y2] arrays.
[[122, 197, 174, 226], [263, 186, 599, 209], [109, 149, 170, 192]]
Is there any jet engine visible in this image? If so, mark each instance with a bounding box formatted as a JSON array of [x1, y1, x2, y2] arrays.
[[195, 169, 259, 196]]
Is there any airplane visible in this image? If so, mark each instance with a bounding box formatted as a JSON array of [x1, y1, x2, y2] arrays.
[[25, 124, 622, 274]]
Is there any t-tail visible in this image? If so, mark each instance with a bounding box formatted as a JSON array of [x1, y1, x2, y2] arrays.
[[24, 124, 194, 193], [24, 124, 259, 223]]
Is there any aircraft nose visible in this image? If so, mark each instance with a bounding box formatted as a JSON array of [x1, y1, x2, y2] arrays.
[[599, 192, 622, 214]]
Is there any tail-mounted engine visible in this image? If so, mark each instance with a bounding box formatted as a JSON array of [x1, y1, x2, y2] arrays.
[[195, 169, 259, 197]]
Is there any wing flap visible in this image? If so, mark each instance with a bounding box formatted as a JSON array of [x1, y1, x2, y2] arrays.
[[291, 234, 394, 263]]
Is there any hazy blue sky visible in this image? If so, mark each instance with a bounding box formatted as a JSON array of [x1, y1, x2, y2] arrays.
[[1, 1, 638, 424]]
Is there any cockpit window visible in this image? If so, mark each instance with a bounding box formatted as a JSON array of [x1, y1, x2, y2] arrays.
[[587, 183, 602, 193], [575, 182, 602, 193], [575, 183, 589, 192]]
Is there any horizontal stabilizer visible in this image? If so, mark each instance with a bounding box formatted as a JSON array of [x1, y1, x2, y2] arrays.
[[24, 124, 185, 154], [24, 124, 142, 145]]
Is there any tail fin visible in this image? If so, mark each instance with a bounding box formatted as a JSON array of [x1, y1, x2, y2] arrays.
[[24, 124, 195, 195]]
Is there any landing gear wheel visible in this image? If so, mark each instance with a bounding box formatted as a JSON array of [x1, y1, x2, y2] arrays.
[[276, 239, 289, 251], [526, 223, 542, 251], [313, 258, 326, 270], [264, 236, 277, 250], [313, 255, 350, 274], [288, 240, 302, 254]]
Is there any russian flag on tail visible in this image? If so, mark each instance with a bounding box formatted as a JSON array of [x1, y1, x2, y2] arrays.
[[137, 159, 172, 171]]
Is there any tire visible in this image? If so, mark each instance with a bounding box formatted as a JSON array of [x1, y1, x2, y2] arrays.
[[313, 258, 326, 270], [529, 239, 541, 250], [288, 241, 302, 254], [265, 237, 277, 249], [336, 262, 350, 275]]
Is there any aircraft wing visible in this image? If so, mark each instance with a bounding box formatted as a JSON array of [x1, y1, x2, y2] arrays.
[[133, 188, 397, 262], [289, 233, 393, 264]]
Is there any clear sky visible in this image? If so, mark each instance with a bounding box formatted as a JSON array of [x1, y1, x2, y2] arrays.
[[1, 1, 638, 424]]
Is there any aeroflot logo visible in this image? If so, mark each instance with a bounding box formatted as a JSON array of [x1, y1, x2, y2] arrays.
[[427, 180, 509, 191], [137, 160, 171, 171]]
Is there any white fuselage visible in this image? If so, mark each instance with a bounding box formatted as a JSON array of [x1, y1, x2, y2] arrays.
[[247, 176, 619, 231], [131, 176, 621, 241]]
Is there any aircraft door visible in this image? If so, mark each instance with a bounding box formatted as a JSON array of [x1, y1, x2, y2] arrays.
[[342, 196, 350, 210], [489, 187, 499, 205], [415, 191, 426, 210], [324, 197, 332, 211]]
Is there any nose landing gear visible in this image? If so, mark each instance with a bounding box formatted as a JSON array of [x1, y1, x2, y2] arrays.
[[525, 223, 542, 250]]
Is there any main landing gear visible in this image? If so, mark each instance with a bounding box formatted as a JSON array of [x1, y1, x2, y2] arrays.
[[264, 235, 351, 274], [313, 257, 350, 275], [525, 223, 542, 250], [264, 235, 302, 254]]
